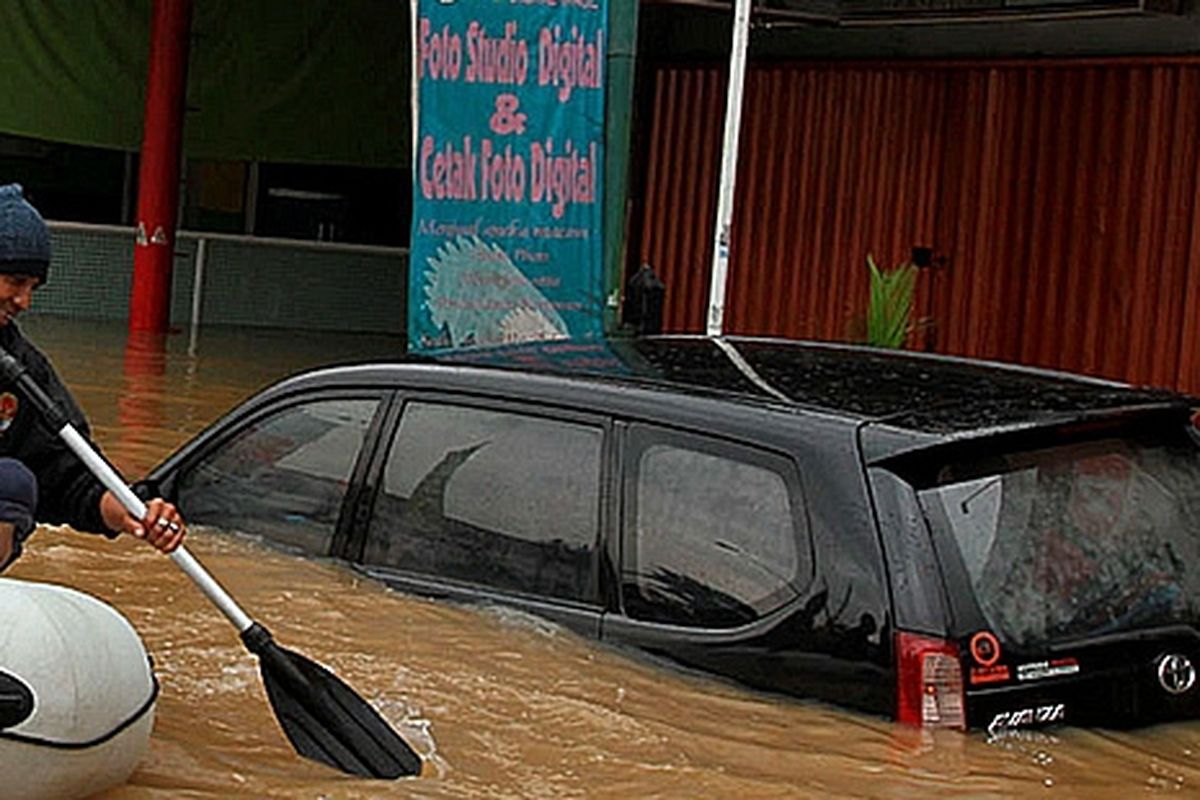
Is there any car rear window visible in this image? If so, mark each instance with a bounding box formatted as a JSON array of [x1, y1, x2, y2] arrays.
[[914, 428, 1200, 646]]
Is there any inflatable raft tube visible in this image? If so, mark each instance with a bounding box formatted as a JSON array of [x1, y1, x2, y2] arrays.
[[0, 578, 157, 800]]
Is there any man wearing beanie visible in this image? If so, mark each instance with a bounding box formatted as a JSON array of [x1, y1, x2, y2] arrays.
[[0, 183, 186, 570]]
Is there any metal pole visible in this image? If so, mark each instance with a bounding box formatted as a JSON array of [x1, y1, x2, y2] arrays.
[[706, 0, 752, 337], [243, 161, 259, 235], [130, 0, 194, 334], [188, 236, 206, 355], [121, 151, 135, 225], [603, 1, 641, 336], [60, 422, 255, 632]]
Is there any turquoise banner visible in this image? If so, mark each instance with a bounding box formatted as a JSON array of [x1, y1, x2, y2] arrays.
[[409, 0, 607, 351]]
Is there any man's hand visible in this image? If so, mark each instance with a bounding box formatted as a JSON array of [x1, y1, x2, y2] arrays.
[[99, 491, 187, 553]]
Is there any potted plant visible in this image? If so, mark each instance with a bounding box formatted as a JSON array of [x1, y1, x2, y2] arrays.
[[863, 254, 919, 349]]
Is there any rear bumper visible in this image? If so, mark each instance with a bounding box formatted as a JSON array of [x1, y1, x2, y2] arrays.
[[966, 632, 1200, 732]]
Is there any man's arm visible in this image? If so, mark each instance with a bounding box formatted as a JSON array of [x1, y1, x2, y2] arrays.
[[7, 338, 187, 552], [0, 457, 36, 571]]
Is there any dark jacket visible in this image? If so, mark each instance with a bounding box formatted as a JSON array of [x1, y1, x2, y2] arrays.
[[0, 323, 109, 535]]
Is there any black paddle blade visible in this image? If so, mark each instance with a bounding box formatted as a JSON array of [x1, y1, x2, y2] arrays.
[[242, 624, 422, 779]]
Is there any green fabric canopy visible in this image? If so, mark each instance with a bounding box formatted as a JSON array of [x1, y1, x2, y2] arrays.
[[0, 0, 410, 167]]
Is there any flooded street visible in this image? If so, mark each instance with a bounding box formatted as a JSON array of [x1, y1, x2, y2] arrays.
[[6, 317, 1200, 798]]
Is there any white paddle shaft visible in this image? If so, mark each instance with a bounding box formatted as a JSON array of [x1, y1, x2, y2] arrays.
[[59, 423, 255, 632]]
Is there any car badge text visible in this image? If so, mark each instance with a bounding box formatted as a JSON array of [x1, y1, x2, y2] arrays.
[[987, 703, 1065, 734]]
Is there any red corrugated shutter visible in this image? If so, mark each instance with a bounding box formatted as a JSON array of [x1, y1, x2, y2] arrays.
[[635, 58, 1200, 394]]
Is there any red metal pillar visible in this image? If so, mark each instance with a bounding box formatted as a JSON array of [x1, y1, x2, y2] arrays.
[[130, 0, 194, 334]]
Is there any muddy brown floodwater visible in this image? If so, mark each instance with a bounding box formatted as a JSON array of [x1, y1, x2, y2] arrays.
[[6, 317, 1200, 798]]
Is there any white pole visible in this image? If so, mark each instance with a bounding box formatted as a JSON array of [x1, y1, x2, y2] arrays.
[[190, 236, 206, 326], [189, 236, 206, 356], [706, 0, 753, 337]]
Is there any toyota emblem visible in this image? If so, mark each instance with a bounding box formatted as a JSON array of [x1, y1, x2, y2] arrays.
[[1156, 654, 1197, 696]]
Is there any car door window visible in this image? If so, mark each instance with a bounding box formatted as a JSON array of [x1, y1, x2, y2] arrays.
[[363, 401, 603, 603], [623, 427, 807, 628], [176, 398, 380, 555]]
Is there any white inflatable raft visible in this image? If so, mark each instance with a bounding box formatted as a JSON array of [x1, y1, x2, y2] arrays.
[[0, 578, 156, 800]]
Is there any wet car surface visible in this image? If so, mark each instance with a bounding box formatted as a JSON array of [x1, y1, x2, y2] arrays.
[[141, 335, 1200, 733]]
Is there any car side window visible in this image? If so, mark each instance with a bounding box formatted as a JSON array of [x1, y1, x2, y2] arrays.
[[623, 426, 807, 628], [176, 398, 380, 555], [363, 401, 603, 603]]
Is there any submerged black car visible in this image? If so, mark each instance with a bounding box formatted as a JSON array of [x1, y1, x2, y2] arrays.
[[143, 336, 1200, 733]]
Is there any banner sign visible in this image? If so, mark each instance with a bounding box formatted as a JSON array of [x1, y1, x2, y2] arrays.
[[409, 0, 608, 352]]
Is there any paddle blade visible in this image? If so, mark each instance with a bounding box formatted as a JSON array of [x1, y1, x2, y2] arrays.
[[244, 626, 422, 778]]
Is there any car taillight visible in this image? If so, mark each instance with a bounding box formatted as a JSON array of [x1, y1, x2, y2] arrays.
[[895, 631, 965, 729]]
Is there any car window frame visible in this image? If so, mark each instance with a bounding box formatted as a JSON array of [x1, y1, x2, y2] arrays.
[[343, 390, 616, 627], [160, 387, 394, 558]]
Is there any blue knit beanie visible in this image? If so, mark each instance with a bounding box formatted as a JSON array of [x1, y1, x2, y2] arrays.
[[0, 184, 49, 284]]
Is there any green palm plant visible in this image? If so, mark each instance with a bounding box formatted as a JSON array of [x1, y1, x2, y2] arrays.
[[865, 254, 918, 349]]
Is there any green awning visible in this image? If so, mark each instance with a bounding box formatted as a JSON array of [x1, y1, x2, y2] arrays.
[[0, 0, 410, 168]]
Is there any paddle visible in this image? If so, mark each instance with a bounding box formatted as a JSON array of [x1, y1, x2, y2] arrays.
[[0, 348, 421, 779]]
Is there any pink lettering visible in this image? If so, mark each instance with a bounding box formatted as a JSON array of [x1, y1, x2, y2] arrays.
[[537, 25, 603, 103], [480, 140, 526, 203], [418, 17, 462, 80], [419, 135, 477, 201]]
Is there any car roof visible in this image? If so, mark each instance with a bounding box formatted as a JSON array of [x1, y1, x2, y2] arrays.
[[274, 335, 1191, 443]]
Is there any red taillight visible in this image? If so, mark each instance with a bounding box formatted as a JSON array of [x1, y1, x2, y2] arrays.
[[895, 631, 965, 729]]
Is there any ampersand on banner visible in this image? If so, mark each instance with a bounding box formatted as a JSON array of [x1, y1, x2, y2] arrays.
[[489, 93, 527, 135]]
